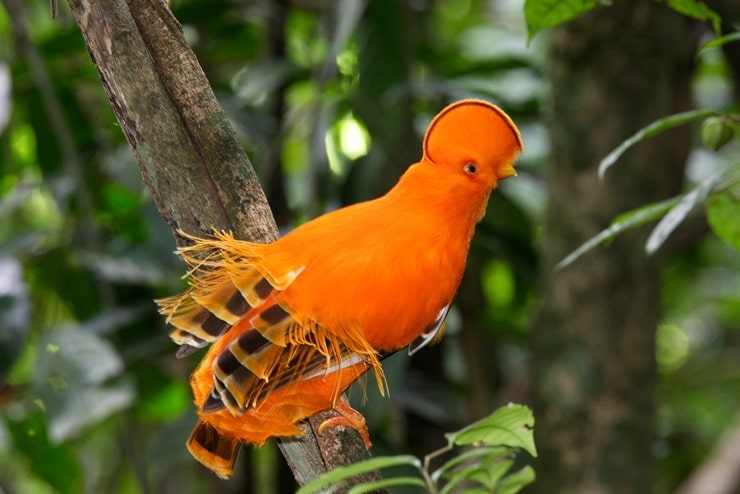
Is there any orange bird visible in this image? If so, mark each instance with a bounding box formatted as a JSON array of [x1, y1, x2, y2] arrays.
[[157, 99, 523, 478]]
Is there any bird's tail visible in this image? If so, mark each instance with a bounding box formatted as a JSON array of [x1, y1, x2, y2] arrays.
[[187, 420, 241, 479]]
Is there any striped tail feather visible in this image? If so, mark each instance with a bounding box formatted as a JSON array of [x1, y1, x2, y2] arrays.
[[156, 266, 281, 358], [187, 420, 241, 479], [203, 308, 380, 417]]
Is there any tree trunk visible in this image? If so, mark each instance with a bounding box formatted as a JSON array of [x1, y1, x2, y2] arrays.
[[530, 3, 695, 493], [64, 0, 376, 488]]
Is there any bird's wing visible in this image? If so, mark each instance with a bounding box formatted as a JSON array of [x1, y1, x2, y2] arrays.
[[156, 230, 384, 415]]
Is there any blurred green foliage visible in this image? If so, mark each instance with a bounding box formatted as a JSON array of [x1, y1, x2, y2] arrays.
[[0, 0, 738, 493]]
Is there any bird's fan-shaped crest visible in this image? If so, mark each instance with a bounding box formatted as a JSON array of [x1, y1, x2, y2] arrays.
[[422, 100, 524, 167]]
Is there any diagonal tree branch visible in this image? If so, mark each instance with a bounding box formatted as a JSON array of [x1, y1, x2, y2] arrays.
[[64, 0, 377, 487]]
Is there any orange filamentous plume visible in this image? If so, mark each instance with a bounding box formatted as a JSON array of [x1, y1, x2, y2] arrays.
[[156, 99, 523, 478]]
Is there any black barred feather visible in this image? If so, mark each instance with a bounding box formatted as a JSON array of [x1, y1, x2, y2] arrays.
[[187, 421, 241, 479], [156, 229, 387, 421]]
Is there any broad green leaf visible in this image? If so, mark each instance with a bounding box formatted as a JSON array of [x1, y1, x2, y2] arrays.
[[555, 196, 681, 270], [445, 404, 537, 458], [523, 0, 601, 41], [33, 327, 134, 442], [664, 0, 721, 35], [296, 455, 421, 494], [646, 170, 729, 254], [496, 466, 537, 494], [706, 189, 740, 252], [598, 109, 720, 179]]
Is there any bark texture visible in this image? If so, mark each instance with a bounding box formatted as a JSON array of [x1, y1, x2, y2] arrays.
[[65, 0, 375, 487], [530, 3, 696, 493]]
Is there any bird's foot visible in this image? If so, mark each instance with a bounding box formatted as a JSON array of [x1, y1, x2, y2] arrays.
[[317, 396, 372, 449]]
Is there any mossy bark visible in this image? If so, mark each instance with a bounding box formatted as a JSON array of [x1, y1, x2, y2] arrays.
[[65, 0, 376, 488]]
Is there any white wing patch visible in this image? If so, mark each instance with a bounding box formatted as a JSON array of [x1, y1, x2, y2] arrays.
[[408, 304, 450, 356]]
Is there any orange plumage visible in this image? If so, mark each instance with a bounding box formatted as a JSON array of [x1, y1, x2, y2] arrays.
[[157, 99, 523, 478]]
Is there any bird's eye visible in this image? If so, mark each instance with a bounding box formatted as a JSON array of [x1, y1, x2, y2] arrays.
[[463, 162, 477, 174]]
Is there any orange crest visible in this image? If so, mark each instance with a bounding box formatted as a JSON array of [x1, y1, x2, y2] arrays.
[[422, 99, 523, 182]]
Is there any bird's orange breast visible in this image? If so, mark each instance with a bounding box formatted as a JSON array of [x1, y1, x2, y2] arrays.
[[263, 195, 471, 352]]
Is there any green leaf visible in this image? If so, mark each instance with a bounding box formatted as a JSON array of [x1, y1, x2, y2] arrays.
[[598, 109, 720, 179], [555, 196, 681, 270], [296, 455, 421, 494], [443, 461, 514, 492], [698, 31, 740, 55], [432, 446, 511, 483], [496, 466, 537, 494], [8, 413, 82, 494], [445, 404, 537, 458], [646, 170, 729, 254], [706, 189, 740, 252], [523, 0, 602, 41], [33, 327, 134, 442], [347, 476, 427, 493], [663, 0, 721, 35]]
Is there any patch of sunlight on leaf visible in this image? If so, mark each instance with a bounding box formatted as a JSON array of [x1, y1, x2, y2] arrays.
[[338, 114, 370, 160], [286, 9, 329, 68], [326, 113, 370, 176], [657, 324, 689, 374], [24, 186, 63, 231], [483, 260, 515, 307], [336, 46, 358, 77], [10, 123, 37, 169]]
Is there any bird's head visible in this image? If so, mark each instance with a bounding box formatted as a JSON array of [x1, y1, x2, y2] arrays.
[[422, 99, 523, 192]]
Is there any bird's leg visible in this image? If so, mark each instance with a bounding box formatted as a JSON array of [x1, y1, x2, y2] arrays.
[[317, 395, 372, 449]]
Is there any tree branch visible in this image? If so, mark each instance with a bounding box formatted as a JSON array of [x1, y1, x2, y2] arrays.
[[674, 412, 740, 494], [65, 0, 376, 487]]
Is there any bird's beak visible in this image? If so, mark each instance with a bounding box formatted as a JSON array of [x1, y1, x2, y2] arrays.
[[496, 164, 517, 181]]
